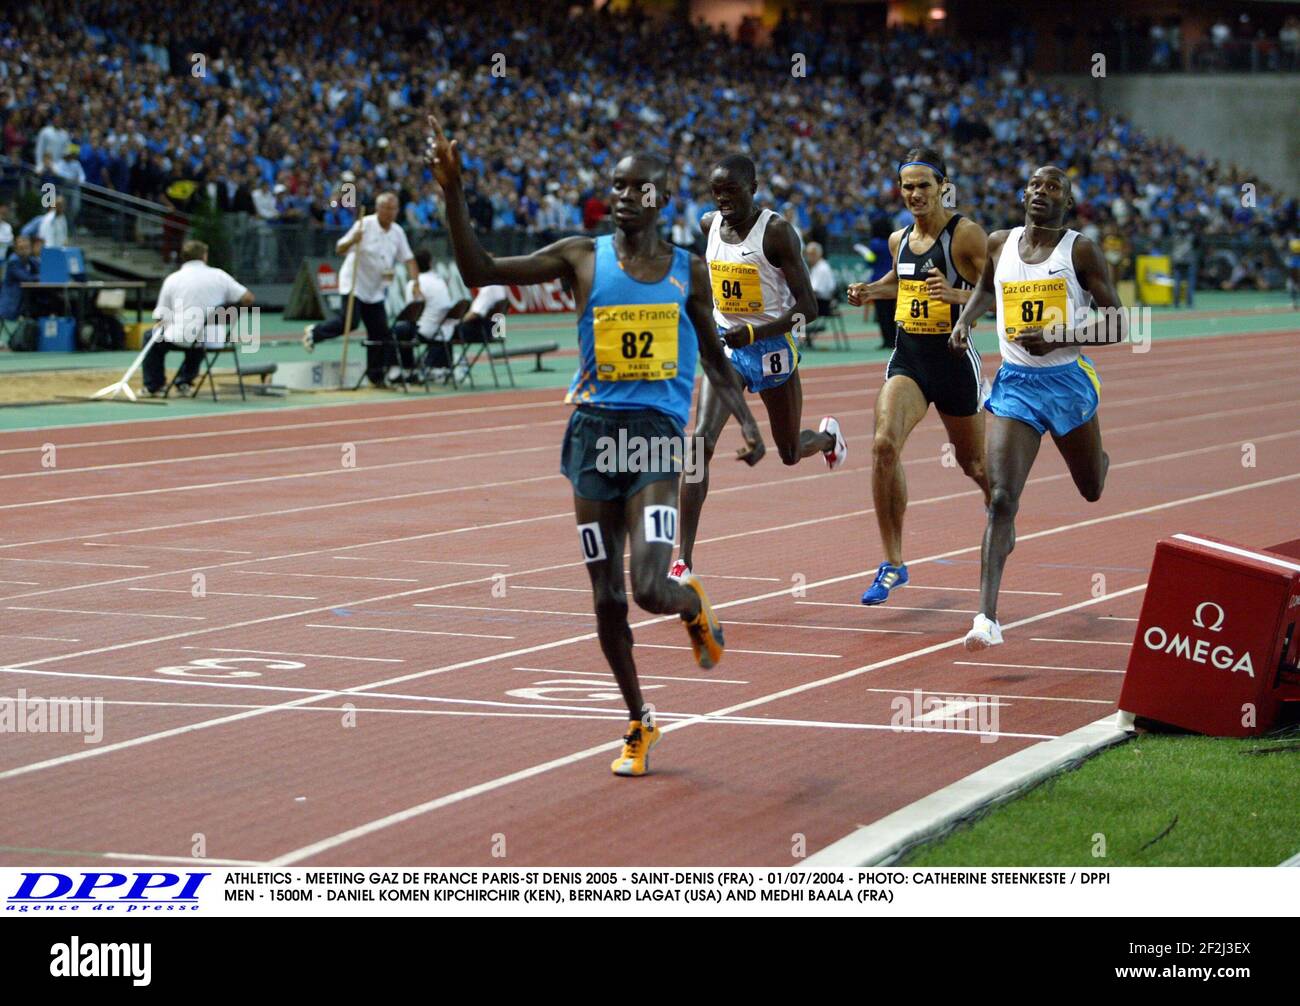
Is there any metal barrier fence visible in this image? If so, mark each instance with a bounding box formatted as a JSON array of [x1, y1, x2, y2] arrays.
[[3, 158, 1290, 294]]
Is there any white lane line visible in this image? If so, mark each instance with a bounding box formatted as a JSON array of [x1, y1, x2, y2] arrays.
[[0, 633, 81, 642], [697, 574, 783, 582], [1, 423, 1294, 591], [84, 543, 254, 555], [305, 623, 514, 640], [267, 585, 1151, 865], [0, 580, 39, 585], [675, 715, 1054, 740], [798, 601, 977, 614], [0, 665, 688, 720], [129, 588, 319, 601], [181, 646, 403, 664], [6, 606, 204, 621], [865, 687, 1113, 706], [724, 620, 923, 635], [633, 643, 841, 659], [1030, 637, 1131, 647], [0, 465, 556, 512], [0, 330, 1273, 443], [954, 661, 1124, 675], [332, 557, 509, 568], [0, 436, 563, 508], [803, 716, 1129, 867], [0, 558, 149, 569], [1098, 616, 1139, 622], [509, 585, 588, 593], [6, 468, 1294, 680], [1, 463, 1291, 796], [697, 429, 1300, 555], [415, 603, 592, 617], [512, 667, 748, 685], [906, 586, 1063, 596], [243, 571, 419, 583], [0, 436, 555, 482], [0, 846, 266, 868]]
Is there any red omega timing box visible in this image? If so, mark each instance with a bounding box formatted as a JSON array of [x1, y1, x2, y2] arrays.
[[1118, 533, 1300, 737]]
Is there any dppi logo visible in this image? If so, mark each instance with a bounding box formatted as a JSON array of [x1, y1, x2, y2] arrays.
[[7, 872, 208, 913], [1143, 600, 1254, 678]]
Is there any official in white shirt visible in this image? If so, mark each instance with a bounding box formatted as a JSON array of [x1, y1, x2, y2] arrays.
[[143, 239, 255, 395], [37, 199, 69, 249], [392, 248, 456, 377], [806, 242, 837, 316], [303, 191, 421, 387]]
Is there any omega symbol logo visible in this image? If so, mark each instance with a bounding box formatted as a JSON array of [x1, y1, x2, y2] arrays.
[[1192, 601, 1225, 633]]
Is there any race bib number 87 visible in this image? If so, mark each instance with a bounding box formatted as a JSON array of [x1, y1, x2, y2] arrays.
[[1001, 278, 1068, 340], [593, 304, 680, 381]]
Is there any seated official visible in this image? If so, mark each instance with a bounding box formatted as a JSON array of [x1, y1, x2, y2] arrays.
[[454, 282, 509, 345], [0, 235, 40, 322], [392, 248, 456, 379], [143, 239, 254, 396], [806, 241, 837, 321]]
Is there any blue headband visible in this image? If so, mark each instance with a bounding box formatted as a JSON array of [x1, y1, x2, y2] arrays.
[[899, 160, 945, 178]]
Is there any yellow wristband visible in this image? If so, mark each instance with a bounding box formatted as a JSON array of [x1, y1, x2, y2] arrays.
[[746, 323, 755, 346]]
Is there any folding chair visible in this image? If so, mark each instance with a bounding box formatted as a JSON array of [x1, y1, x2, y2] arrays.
[[449, 298, 513, 389], [825, 296, 850, 350], [169, 342, 249, 401]]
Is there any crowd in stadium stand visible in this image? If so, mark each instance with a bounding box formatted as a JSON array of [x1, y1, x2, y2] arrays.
[[1, 1, 1295, 270]]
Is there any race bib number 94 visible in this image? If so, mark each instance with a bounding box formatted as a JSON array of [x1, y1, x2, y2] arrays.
[[1001, 278, 1068, 339], [894, 279, 949, 335], [709, 260, 764, 315], [593, 304, 680, 381]]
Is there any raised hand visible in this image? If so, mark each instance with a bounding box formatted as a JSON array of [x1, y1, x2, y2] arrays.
[[425, 113, 462, 192]]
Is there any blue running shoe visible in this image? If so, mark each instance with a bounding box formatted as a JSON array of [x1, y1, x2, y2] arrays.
[[861, 562, 908, 605]]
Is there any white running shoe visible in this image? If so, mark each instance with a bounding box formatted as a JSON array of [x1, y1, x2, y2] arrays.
[[667, 559, 691, 583], [302, 324, 315, 353], [963, 613, 1003, 651], [819, 416, 847, 471]]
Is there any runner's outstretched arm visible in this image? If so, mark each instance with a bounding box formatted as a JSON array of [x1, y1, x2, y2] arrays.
[[427, 113, 584, 287], [949, 230, 1008, 355]]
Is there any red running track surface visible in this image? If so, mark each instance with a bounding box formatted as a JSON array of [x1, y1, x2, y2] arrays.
[[0, 329, 1297, 866]]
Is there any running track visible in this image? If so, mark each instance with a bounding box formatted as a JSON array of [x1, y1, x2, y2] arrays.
[[0, 328, 1296, 866]]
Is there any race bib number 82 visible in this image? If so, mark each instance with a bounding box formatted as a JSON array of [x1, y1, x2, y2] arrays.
[[593, 304, 680, 381]]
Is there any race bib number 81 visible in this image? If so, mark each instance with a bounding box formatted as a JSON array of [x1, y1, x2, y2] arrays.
[[593, 304, 680, 381], [709, 260, 764, 315], [894, 279, 949, 335], [1001, 278, 1068, 340]]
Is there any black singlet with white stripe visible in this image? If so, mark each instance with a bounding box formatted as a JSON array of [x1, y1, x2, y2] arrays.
[[886, 212, 983, 416]]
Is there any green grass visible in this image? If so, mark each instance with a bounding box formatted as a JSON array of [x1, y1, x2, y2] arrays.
[[902, 732, 1300, 867]]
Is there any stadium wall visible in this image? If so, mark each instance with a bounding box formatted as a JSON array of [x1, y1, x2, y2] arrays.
[[1047, 73, 1300, 198]]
